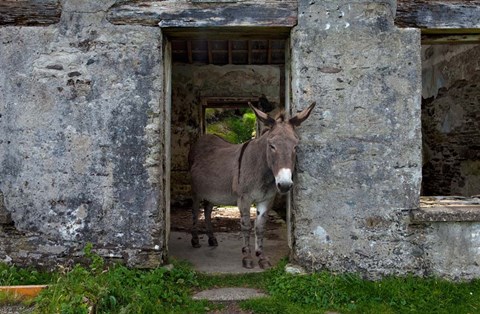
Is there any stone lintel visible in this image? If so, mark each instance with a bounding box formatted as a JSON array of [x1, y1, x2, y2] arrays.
[[106, 1, 297, 27]]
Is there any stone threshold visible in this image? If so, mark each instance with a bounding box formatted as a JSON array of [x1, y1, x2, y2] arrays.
[[193, 287, 267, 301], [411, 196, 480, 222]]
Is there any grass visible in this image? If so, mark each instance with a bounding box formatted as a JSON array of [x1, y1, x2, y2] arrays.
[[0, 248, 480, 313]]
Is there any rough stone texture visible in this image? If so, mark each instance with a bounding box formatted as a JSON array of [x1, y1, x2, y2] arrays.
[[421, 44, 480, 197], [412, 196, 480, 280], [170, 64, 281, 206], [290, 0, 423, 278], [0, 0, 166, 267], [192, 287, 267, 301], [421, 222, 480, 280], [413, 196, 480, 222], [1, 0, 480, 280], [106, 0, 297, 27]]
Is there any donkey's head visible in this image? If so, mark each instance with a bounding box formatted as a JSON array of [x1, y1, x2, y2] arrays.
[[250, 102, 316, 194]]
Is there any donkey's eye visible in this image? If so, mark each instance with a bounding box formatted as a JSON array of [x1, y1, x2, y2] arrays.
[[269, 144, 276, 151]]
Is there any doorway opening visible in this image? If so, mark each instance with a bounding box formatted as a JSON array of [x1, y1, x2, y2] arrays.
[[166, 30, 291, 273]]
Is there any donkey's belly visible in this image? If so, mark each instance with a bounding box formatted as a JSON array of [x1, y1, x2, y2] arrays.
[[200, 190, 238, 206]]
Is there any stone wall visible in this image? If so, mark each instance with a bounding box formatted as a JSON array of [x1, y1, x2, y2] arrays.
[[1, 0, 480, 280], [421, 44, 480, 196], [170, 64, 281, 206], [290, 0, 423, 278], [0, 0, 166, 267]]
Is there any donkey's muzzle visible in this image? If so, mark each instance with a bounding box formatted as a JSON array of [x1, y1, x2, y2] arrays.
[[275, 168, 293, 194]]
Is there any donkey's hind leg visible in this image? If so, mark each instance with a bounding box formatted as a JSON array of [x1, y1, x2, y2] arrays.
[[204, 202, 218, 246], [191, 196, 201, 248]]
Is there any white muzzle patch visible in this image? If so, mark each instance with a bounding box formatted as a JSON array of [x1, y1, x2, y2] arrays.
[[275, 168, 293, 193]]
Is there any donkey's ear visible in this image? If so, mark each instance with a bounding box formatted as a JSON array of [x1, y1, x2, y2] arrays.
[[249, 102, 275, 127], [289, 102, 316, 127]]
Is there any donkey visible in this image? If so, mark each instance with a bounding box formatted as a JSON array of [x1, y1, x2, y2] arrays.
[[188, 102, 316, 269]]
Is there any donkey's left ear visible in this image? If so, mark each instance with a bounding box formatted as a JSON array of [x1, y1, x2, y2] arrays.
[[289, 102, 316, 127], [249, 102, 275, 127]]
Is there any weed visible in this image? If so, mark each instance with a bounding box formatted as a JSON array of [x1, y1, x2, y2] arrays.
[[238, 262, 480, 314], [2, 251, 480, 314], [33, 245, 210, 314], [0, 264, 53, 286]]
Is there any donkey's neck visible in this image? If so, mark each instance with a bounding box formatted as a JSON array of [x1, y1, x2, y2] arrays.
[[235, 134, 275, 199]]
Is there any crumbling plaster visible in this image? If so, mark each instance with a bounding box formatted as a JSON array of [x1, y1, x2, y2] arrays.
[[0, 0, 166, 267], [290, 0, 424, 278]]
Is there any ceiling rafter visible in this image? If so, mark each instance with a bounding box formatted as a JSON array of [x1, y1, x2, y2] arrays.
[[171, 38, 286, 65]]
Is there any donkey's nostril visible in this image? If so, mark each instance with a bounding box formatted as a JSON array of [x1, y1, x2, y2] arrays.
[[277, 182, 293, 194]]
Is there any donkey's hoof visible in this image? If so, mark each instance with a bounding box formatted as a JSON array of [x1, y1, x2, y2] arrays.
[[191, 238, 201, 248], [242, 257, 254, 269], [259, 258, 272, 269], [208, 237, 218, 247]]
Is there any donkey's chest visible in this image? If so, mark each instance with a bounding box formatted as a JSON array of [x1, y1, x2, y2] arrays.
[[240, 175, 276, 203]]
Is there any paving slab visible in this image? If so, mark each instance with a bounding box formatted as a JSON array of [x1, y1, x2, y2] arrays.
[[193, 287, 267, 301]]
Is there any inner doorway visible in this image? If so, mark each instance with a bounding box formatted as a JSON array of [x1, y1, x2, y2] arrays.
[[166, 30, 291, 273]]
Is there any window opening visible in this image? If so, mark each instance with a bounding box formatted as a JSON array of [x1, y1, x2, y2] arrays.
[[201, 97, 259, 143], [419, 35, 480, 217]]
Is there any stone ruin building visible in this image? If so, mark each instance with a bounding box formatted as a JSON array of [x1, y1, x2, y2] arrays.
[[0, 0, 479, 280]]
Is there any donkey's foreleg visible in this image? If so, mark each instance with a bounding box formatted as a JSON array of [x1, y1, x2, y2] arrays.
[[204, 201, 218, 246], [191, 196, 201, 248], [238, 198, 254, 269], [255, 200, 272, 269]]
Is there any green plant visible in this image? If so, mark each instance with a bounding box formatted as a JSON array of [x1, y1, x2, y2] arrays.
[[206, 108, 256, 144], [3, 251, 480, 314], [0, 264, 53, 286], [34, 245, 210, 314], [237, 262, 480, 314]]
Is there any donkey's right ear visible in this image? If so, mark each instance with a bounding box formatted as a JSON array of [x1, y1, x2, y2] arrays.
[[249, 102, 275, 127]]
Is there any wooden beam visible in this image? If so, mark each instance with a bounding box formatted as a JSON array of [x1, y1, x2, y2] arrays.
[[228, 40, 233, 64], [187, 40, 193, 64], [106, 1, 297, 28], [163, 27, 291, 41], [207, 40, 212, 64], [267, 40, 272, 64], [396, 0, 480, 29], [422, 33, 480, 45], [0, 0, 61, 26]]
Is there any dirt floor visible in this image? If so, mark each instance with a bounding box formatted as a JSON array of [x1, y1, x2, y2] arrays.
[[169, 205, 289, 274]]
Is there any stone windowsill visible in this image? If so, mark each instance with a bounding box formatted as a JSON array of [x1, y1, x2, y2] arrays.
[[411, 196, 480, 222]]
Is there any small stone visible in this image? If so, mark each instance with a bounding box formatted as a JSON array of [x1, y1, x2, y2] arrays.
[[285, 263, 307, 275], [162, 264, 174, 272]]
